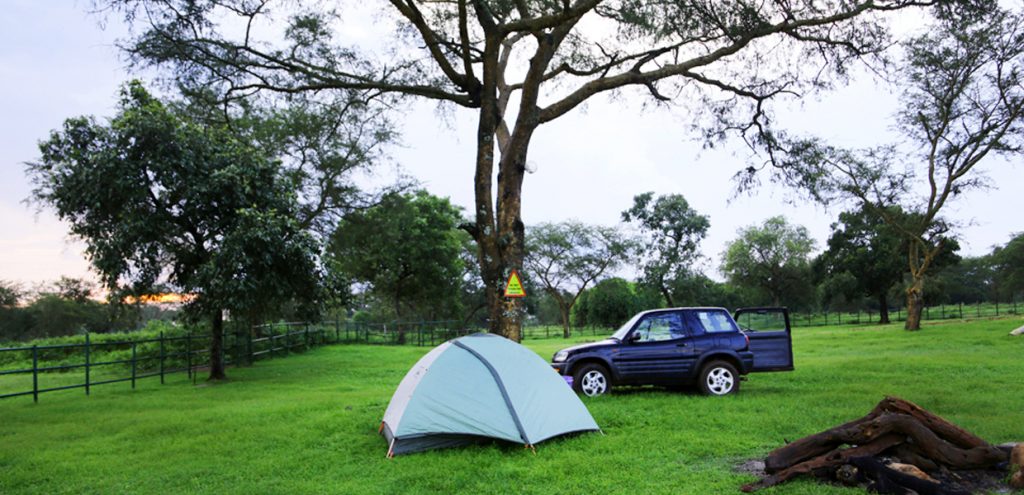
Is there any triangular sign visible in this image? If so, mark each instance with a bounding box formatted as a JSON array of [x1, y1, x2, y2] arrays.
[[504, 270, 526, 298]]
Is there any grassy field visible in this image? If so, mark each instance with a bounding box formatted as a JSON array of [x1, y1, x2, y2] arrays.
[[1, 317, 1022, 495]]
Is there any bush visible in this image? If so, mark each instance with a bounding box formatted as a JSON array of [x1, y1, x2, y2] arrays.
[[0, 320, 196, 373], [0, 296, 140, 342]]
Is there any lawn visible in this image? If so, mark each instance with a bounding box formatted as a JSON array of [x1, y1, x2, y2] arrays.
[[1, 317, 1021, 495]]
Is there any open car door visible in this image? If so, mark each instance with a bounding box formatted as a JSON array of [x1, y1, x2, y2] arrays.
[[733, 307, 794, 372]]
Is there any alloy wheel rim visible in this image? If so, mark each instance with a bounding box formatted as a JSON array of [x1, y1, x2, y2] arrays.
[[706, 367, 734, 395], [581, 370, 607, 396]]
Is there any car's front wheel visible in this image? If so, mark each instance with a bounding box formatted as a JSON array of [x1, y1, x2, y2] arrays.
[[573, 363, 611, 397], [698, 360, 739, 396]]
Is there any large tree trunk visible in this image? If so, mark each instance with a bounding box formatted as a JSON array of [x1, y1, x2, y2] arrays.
[[559, 301, 571, 339], [659, 277, 674, 307], [879, 293, 891, 324], [394, 293, 406, 345], [905, 275, 925, 331], [472, 31, 558, 343], [208, 310, 227, 381]]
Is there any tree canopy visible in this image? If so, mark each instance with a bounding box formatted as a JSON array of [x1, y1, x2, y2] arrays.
[[815, 207, 907, 323], [98, 0, 939, 340], [330, 190, 466, 325], [759, 7, 1024, 329], [0, 281, 21, 309], [525, 221, 631, 337], [721, 216, 815, 307], [622, 192, 710, 307], [28, 82, 323, 379]]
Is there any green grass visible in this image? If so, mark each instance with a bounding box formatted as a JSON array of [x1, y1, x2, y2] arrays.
[[1, 317, 1022, 495]]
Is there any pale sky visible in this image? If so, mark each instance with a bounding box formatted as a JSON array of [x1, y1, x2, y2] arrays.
[[2, 1, 1022, 288]]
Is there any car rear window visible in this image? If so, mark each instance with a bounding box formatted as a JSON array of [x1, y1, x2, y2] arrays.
[[692, 310, 738, 334]]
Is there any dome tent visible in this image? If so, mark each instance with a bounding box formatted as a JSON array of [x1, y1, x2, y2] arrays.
[[380, 333, 600, 456]]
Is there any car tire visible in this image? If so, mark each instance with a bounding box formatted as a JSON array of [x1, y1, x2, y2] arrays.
[[698, 360, 739, 396], [573, 363, 611, 397]]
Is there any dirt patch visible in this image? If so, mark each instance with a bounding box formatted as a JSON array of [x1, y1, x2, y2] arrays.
[[735, 458, 1014, 494], [930, 466, 1014, 494]]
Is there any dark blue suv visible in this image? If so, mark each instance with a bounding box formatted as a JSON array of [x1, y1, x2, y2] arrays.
[[551, 307, 793, 396]]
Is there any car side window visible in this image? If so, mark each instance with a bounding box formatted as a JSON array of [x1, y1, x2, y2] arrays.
[[692, 310, 738, 334], [632, 313, 685, 342]]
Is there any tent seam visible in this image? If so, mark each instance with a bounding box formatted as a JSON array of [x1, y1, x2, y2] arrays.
[[451, 339, 531, 445]]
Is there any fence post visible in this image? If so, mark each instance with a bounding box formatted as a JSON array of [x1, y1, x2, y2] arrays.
[[186, 332, 193, 381], [941, 304, 945, 319], [247, 328, 253, 366], [959, 302, 963, 319], [85, 333, 91, 396], [269, 326, 275, 360], [131, 341, 137, 390], [305, 323, 310, 350], [32, 345, 39, 403], [996, 300, 1000, 316], [159, 331, 165, 385], [335, 317, 340, 343], [925, 306, 930, 320]]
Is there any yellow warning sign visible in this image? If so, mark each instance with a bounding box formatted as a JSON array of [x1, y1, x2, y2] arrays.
[[504, 270, 526, 298]]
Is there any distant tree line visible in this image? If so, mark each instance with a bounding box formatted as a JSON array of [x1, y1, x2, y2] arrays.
[[0, 277, 174, 342], [325, 189, 1024, 335], [8, 184, 1022, 344]]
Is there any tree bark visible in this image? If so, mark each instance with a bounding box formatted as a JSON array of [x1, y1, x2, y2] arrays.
[[394, 291, 406, 345], [905, 275, 925, 331], [659, 277, 674, 307], [879, 293, 890, 324], [472, 26, 563, 343], [559, 302, 571, 339], [208, 309, 227, 380]]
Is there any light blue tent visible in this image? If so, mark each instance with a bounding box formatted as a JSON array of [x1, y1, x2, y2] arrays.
[[380, 333, 600, 456]]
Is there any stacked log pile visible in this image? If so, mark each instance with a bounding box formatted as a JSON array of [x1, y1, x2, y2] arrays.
[[742, 397, 1016, 494]]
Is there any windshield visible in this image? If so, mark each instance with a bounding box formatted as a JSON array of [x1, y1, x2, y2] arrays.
[[610, 312, 646, 340]]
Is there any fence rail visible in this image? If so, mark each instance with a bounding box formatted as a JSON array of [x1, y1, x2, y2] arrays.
[[786, 300, 1021, 328], [0, 319, 490, 403], [6, 301, 1018, 403]]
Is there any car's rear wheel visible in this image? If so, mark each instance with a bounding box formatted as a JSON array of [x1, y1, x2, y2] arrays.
[[573, 363, 611, 397], [698, 360, 739, 396]]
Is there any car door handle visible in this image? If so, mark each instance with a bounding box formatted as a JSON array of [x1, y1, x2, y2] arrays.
[[676, 342, 688, 347]]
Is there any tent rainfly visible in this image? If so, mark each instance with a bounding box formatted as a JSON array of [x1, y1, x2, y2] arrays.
[[380, 333, 600, 456]]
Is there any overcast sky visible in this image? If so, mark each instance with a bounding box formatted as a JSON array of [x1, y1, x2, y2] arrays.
[[2, 1, 1022, 289]]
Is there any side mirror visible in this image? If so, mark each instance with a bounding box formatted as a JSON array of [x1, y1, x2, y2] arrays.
[[628, 332, 642, 343]]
